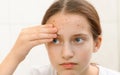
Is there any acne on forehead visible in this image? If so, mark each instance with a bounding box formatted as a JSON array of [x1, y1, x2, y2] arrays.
[[47, 13, 92, 34], [76, 24, 87, 29], [52, 21, 91, 34], [51, 20, 61, 30]]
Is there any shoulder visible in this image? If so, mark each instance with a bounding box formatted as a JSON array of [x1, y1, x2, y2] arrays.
[[29, 65, 56, 75], [98, 66, 120, 75]]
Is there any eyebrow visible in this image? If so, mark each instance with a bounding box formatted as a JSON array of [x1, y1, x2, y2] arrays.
[[57, 33, 89, 37], [72, 34, 89, 37]]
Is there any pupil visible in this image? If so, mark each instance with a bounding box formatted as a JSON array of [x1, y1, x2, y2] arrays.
[[76, 38, 80, 42], [53, 38, 57, 43]]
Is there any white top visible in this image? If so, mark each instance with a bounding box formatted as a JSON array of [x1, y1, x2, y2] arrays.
[[29, 65, 120, 75]]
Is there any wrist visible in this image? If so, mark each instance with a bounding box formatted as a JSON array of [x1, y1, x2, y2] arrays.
[[8, 50, 25, 63], [0, 51, 25, 75]]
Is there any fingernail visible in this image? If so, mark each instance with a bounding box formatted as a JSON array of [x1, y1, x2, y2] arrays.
[[53, 28, 57, 32], [54, 34, 57, 38]]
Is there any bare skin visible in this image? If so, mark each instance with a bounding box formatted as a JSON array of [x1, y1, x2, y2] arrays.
[[0, 13, 102, 75], [0, 24, 57, 75], [46, 12, 102, 75]]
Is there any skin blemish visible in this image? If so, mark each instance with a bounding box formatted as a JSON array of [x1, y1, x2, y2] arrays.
[[53, 19, 55, 22], [52, 20, 62, 31], [76, 24, 82, 30]]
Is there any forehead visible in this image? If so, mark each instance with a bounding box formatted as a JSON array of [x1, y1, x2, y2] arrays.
[[46, 13, 92, 36]]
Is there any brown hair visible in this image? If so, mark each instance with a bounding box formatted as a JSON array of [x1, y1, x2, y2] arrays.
[[42, 0, 102, 40]]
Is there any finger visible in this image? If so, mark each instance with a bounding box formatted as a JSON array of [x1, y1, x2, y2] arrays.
[[38, 27, 57, 33], [28, 24, 54, 29], [35, 24, 57, 33], [31, 38, 53, 46], [28, 33, 57, 41], [22, 25, 57, 34]]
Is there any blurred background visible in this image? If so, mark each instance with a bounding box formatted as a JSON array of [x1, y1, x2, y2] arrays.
[[0, 0, 120, 75]]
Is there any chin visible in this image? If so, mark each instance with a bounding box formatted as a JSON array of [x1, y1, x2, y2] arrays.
[[58, 70, 79, 75]]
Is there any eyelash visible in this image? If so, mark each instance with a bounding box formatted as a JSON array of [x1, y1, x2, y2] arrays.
[[52, 38, 60, 44], [73, 37, 84, 44], [52, 37, 84, 44]]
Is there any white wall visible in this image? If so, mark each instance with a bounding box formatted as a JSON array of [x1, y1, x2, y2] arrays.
[[118, 0, 120, 71], [87, 0, 120, 71], [0, 0, 120, 75]]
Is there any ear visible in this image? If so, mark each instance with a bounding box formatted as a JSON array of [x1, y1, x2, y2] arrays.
[[93, 35, 102, 53]]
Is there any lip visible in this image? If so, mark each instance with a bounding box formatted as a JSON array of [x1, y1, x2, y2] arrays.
[[60, 62, 78, 69]]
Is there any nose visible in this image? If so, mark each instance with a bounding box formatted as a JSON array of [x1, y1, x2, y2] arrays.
[[62, 43, 74, 60]]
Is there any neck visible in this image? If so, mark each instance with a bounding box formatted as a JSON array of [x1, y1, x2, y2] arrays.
[[80, 64, 99, 75], [78, 64, 90, 75]]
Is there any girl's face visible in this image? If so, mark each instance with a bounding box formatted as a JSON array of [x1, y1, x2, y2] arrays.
[[46, 13, 101, 75]]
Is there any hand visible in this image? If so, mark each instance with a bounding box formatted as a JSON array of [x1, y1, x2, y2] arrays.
[[0, 24, 57, 75], [11, 24, 57, 61]]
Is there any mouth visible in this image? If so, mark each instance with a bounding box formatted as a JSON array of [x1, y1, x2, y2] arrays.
[[60, 62, 78, 69]]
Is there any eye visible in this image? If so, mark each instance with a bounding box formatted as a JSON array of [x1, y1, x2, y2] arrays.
[[74, 37, 83, 43], [52, 38, 59, 44]]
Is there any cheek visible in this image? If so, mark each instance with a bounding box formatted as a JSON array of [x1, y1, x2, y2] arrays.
[[46, 45, 61, 54], [76, 51, 92, 62], [46, 45, 61, 63], [74, 44, 93, 62]]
